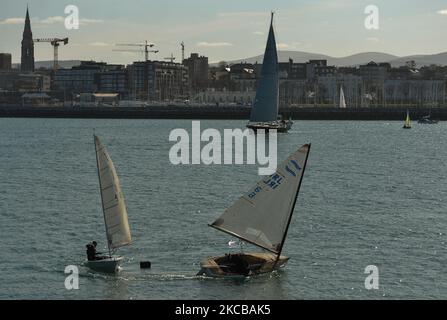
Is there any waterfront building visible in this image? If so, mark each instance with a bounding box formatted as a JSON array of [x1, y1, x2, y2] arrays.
[[279, 79, 312, 106], [192, 88, 255, 105], [0, 53, 12, 71], [53, 61, 122, 93], [0, 71, 50, 92], [128, 60, 189, 102], [127, 61, 155, 101], [384, 79, 446, 107], [358, 61, 390, 86], [317, 74, 363, 107], [95, 69, 128, 96], [183, 53, 209, 92], [228, 62, 257, 92], [279, 59, 307, 79], [21, 92, 51, 106], [154, 61, 189, 101]]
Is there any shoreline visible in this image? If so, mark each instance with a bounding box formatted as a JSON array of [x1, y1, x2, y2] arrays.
[[0, 105, 445, 120]]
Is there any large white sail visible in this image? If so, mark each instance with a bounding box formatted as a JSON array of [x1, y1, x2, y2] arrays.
[[94, 135, 131, 250], [339, 86, 346, 108], [210, 144, 310, 254]]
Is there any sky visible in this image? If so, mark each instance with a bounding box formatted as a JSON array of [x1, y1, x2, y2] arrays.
[[0, 0, 446, 64]]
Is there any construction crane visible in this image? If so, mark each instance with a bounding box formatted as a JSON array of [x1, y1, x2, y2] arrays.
[[180, 41, 185, 63], [34, 37, 69, 70], [164, 53, 176, 63], [114, 41, 158, 61]]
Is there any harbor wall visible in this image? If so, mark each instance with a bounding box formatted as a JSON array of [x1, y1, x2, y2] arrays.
[[0, 105, 446, 120]]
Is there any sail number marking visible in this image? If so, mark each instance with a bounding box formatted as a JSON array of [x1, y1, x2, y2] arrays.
[[247, 159, 301, 199], [263, 173, 283, 190], [286, 159, 302, 177], [248, 186, 262, 199]]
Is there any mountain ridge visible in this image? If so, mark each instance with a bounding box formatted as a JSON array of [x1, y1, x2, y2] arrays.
[[11, 51, 447, 69], [220, 51, 447, 67]]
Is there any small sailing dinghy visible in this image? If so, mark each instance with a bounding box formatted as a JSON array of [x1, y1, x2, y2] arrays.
[[198, 144, 311, 278], [403, 109, 411, 129], [246, 12, 293, 133], [418, 109, 438, 124], [85, 135, 132, 273], [339, 86, 346, 108]]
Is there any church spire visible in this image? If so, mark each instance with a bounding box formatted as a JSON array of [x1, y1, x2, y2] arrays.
[[23, 5, 32, 36], [21, 5, 35, 72]]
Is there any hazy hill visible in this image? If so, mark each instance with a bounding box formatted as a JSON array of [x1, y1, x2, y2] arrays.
[[13, 52, 447, 70], [225, 51, 447, 67]]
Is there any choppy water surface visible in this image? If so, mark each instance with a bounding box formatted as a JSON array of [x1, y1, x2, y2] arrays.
[[1, 118, 446, 299]]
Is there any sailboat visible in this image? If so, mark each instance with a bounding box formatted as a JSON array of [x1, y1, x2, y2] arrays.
[[403, 109, 411, 129], [85, 135, 132, 273], [197, 144, 311, 278], [418, 108, 439, 124], [246, 12, 293, 133], [339, 86, 346, 108]]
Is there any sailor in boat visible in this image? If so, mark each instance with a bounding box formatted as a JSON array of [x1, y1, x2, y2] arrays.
[[86, 241, 107, 261], [223, 253, 250, 276]]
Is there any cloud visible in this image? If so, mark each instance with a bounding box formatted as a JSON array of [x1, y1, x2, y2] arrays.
[[253, 31, 264, 35], [39, 16, 65, 24], [89, 42, 111, 47], [80, 18, 103, 25], [437, 9, 447, 15], [366, 37, 380, 43], [218, 12, 267, 18], [0, 16, 103, 26], [277, 43, 290, 49], [0, 18, 25, 25], [40, 17, 102, 25], [197, 42, 233, 47]]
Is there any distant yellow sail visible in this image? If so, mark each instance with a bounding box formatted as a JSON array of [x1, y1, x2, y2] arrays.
[[404, 110, 411, 128]]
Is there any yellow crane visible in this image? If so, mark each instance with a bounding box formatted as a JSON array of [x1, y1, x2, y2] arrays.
[[34, 37, 69, 70], [114, 41, 158, 61], [164, 53, 176, 63]]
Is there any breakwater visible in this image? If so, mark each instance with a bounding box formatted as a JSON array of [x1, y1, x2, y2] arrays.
[[0, 105, 446, 120]]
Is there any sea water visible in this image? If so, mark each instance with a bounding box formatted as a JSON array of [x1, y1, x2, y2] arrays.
[[1, 118, 446, 299]]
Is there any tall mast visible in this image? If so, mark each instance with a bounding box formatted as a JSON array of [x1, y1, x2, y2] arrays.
[[274, 143, 311, 266], [93, 135, 112, 258]]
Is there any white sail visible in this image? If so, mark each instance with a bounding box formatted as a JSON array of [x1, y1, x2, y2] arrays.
[[210, 144, 310, 254], [94, 135, 131, 250], [339, 86, 346, 108]]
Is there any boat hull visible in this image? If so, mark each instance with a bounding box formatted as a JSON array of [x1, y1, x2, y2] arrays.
[[197, 252, 289, 278], [85, 256, 123, 273], [247, 120, 293, 133], [418, 118, 439, 124]]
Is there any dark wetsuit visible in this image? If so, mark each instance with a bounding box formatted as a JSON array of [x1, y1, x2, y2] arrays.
[[86, 243, 97, 261], [229, 254, 250, 276]]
